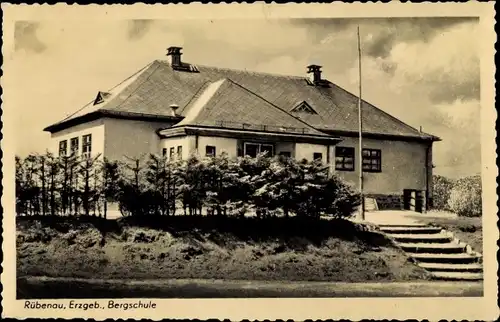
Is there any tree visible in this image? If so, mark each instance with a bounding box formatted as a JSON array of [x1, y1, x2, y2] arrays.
[[252, 156, 360, 219], [118, 155, 148, 216], [101, 158, 120, 219], [77, 154, 101, 216], [176, 155, 207, 216], [15, 156, 27, 215]]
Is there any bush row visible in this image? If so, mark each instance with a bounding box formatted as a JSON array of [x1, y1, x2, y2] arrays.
[[15, 152, 361, 219], [432, 174, 482, 217]]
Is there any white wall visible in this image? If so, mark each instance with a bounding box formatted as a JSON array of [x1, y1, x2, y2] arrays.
[[104, 118, 174, 161], [160, 136, 191, 160], [295, 143, 328, 162], [197, 136, 238, 157], [50, 119, 105, 158], [333, 136, 430, 195]]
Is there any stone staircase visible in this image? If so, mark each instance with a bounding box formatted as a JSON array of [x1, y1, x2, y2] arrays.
[[364, 197, 379, 212], [379, 224, 483, 281]]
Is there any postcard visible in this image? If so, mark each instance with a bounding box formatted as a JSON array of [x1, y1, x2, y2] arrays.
[[1, 2, 498, 320]]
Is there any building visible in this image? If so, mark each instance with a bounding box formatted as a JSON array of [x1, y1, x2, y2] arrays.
[[44, 46, 441, 209]]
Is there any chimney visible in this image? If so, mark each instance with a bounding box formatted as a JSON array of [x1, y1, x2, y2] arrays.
[[167, 46, 183, 68], [307, 64, 322, 84], [169, 104, 179, 117]]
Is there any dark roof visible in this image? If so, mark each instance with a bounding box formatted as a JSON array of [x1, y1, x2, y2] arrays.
[[165, 78, 331, 138], [44, 59, 440, 142]]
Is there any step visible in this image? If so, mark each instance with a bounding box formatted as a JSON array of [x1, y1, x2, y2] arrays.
[[379, 226, 442, 234], [430, 271, 483, 281], [387, 233, 452, 243], [379, 224, 430, 228], [398, 242, 465, 254], [410, 253, 481, 264], [417, 262, 483, 272]]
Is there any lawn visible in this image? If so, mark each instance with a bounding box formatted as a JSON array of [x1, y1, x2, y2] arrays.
[[408, 214, 482, 252], [16, 215, 430, 289]]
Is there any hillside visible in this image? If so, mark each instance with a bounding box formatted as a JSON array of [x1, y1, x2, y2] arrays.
[[17, 216, 430, 282]]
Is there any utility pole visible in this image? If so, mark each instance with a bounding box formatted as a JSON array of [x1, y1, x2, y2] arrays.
[[357, 26, 365, 221]]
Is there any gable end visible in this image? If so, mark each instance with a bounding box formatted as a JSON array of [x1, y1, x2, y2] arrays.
[[291, 101, 318, 115]]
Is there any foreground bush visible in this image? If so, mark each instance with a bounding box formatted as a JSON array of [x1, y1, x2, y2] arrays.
[[447, 175, 482, 217], [432, 174, 482, 217], [16, 152, 360, 219], [432, 175, 453, 210]]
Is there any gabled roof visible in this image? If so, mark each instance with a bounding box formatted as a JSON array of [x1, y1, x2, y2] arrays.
[[44, 59, 440, 142], [162, 78, 332, 138]]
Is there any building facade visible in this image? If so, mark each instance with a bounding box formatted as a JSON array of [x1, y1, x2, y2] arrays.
[[45, 46, 440, 209]]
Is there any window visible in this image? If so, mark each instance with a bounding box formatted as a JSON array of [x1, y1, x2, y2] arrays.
[[162, 148, 167, 157], [59, 140, 67, 157], [362, 148, 382, 172], [177, 146, 183, 160], [206, 145, 216, 157], [313, 152, 323, 162], [82, 134, 92, 158], [335, 147, 355, 171], [70, 137, 79, 156], [170, 147, 175, 160], [244, 142, 274, 158]]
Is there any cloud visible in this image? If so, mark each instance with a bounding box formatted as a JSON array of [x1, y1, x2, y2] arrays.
[[388, 22, 479, 103], [14, 21, 46, 53], [254, 55, 309, 76], [362, 18, 474, 59], [10, 18, 482, 178], [426, 99, 481, 178], [178, 19, 311, 56], [315, 17, 476, 59], [127, 20, 154, 40], [342, 19, 480, 177], [347, 21, 479, 105]]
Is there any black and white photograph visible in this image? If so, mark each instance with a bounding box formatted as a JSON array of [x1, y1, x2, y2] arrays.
[[1, 2, 497, 320]]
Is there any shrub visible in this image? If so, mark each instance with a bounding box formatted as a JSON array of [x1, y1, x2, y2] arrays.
[[252, 157, 360, 219], [16, 152, 361, 219], [447, 175, 482, 217], [432, 175, 453, 210]]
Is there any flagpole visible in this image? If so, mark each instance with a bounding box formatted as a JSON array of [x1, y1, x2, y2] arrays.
[[357, 26, 365, 221]]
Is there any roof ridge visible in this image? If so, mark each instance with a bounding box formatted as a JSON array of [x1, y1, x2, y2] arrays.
[[329, 82, 425, 136], [177, 78, 228, 126], [178, 80, 213, 115], [155, 59, 308, 80], [224, 78, 326, 134]]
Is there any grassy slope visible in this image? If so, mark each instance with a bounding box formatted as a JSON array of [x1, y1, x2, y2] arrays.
[[17, 216, 430, 282]]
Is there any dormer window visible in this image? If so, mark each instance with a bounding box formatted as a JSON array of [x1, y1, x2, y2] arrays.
[[93, 91, 111, 105], [291, 101, 318, 114]]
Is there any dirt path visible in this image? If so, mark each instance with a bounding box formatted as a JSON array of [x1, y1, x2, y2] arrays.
[[18, 276, 483, 299]]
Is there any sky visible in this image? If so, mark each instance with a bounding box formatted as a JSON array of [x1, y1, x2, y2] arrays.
[[10, 17, 480, 178]]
